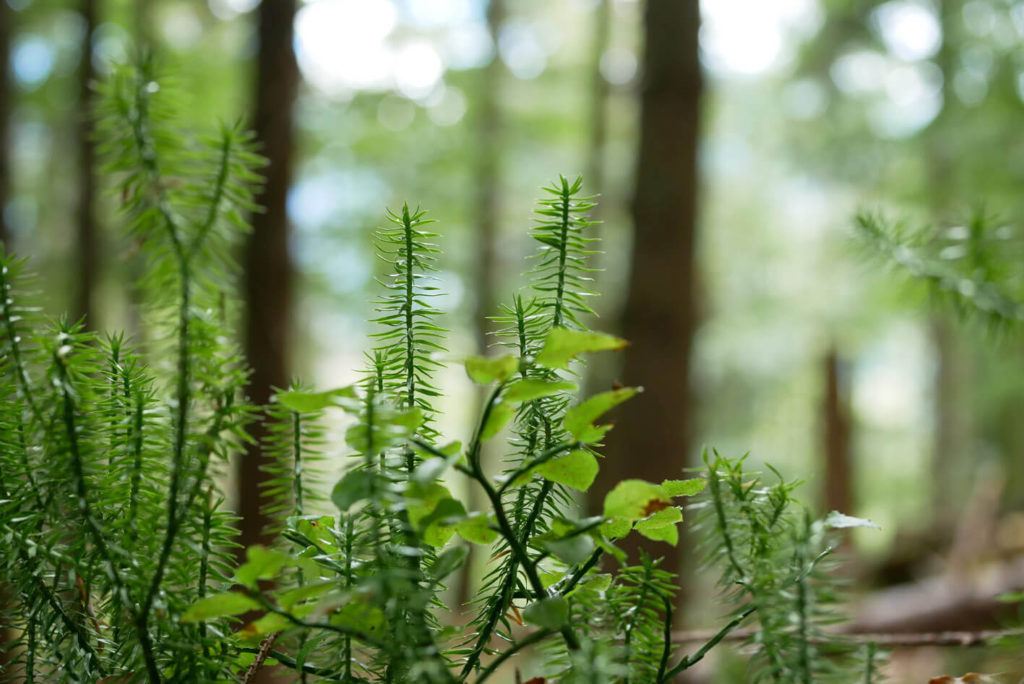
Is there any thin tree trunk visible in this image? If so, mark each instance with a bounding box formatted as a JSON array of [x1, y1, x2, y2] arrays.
[[238, 0, 298, 551], [74, 0, 98, 325], [585, 0, 611, 213], [458, 0, 505, 611], [595, 0, 703, 577], [822, 349, 852, 515], [0, 0, 12, 248], [472, 0, 504, 357]]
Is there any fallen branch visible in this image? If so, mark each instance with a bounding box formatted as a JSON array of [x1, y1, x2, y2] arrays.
[[670, 626, 1024, 648]]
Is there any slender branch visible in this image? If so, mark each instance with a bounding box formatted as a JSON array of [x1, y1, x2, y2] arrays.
[[250, 593, 385, 649], [187, 130, 232, 261], [656, 595, 674, 684], [474, 629, 556, 684], [237, 647, 336, 677], [659, 606, 757, 683], [497, 440, 579, 495]]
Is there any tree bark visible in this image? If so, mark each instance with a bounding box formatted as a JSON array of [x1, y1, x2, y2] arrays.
[[822, 349, 852, 516], [458, 0, 506, 610], [594, 0, 703, 576], [74, 0, 98, 325], [585, 0, 611, 211], [238, 0, 298, 552]]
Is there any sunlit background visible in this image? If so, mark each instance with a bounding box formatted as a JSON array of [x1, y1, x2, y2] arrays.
[[4, 0, 1024, 679]]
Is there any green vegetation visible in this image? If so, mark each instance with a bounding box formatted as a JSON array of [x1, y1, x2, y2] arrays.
[[0, 61, 897, 683]]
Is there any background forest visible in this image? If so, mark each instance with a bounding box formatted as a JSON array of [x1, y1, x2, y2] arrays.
[[1, 0, 1023, 681]]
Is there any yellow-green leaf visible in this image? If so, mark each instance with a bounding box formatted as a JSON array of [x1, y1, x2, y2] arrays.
[[535, 328, 628, 370], [536, 449, 599, 491], [564, 388, 639, 443], [275, 386, 358, 413], [503, 378, 577, 403], [235, 546, 293, 588], [634, 507, 683, 546], [455, 513, 499, 545], [180, 591, 259, 623], [523, 596, 569, 629], [465, 355, 519, 384], [480, 401, 515, 441], [661, 478, 706, 497], [603, 480, 671, 522]]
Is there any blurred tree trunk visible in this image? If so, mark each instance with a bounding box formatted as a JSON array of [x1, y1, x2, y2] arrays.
[[238, 0, 298, 552], [458, 0, 505, 611], [925, 0, 968, 531], [0, 0, 12, 248], [594, 0, 703, 578], [822, 349, 852, 516], [472, 0, 504, 357], [74, 0, 98, 325], [585, 0, 611, 213]]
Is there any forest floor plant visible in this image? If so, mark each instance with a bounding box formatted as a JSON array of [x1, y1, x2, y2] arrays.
[[2, 60, 889, 683]]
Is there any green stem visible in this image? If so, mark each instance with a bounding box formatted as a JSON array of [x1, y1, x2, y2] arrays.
[[656, 595, 674, 684], [474, 629, 556, 684], [658, 606, 757, 683]]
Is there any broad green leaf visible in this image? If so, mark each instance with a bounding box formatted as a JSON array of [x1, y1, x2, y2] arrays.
[[541, 533, 594, 565], [180, 591, 259, 623], [661, 478, 706, 497], [535, 328, 628, 370], [603, 480, 671, 522], [564, 388, 639, 443], [634, 507, 683, 546], [601, 517, 632, 539], [536, 449, 599, 492], [288, 515, 338, 554], [523, 596, 569, 629], [274, 581, 337, 610], [331, 470, 378, 512], [455, 513, 499, 545], [504, 378, 577, 403], [578, 573, 612, 594], [465, 354, 519, 384], [275, 386, 358, 413], [430, 546, 469, 580], [239, 612, 290, 641], [540, 571, 562, 588], [235, 546, 293, 588], [405, 483, 466, 547], [331, 602, 385, 635], [480, 401, 515, 441], [824, 511, 880, 530], [388, 406, 425, 431]]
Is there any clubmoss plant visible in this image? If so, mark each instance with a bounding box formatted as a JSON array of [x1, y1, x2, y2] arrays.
[[1, 60, 887, 683]]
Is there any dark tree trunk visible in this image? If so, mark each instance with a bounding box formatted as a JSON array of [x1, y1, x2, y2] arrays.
[[472, 0, 504, 357], [822, 349, 852, 516], [458, 0, 506, 610], [585, 0, 611, 210], [0, 0, 12, 248], [237, 0, 298, 553], [74, 0, 98, 325], [594, 0, 703, 577]]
